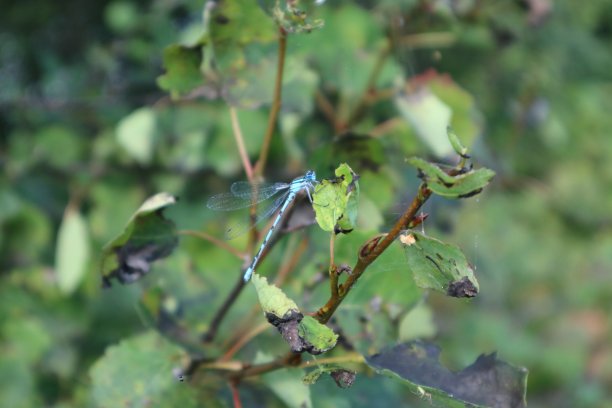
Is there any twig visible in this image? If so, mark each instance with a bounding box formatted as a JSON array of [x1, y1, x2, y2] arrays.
[[221, 322, 271, 361], [254, 27, 288, 177], [178, 230, 245, 260], [229, 380, 243, 408], [345, 44, 391, 129], [314, 89, 341, 131], [315, 183, 432, 323], [202, 274, 247, 343], [329, 232, 336, 269], [197, 360, 243, 372], [231, 352, 301, 381], [329, 233, 339, 298], [274, 235, 309, 286], [299, 352, 365, 368], [229, 107, 254, 182], [370, 117, 404, 138]]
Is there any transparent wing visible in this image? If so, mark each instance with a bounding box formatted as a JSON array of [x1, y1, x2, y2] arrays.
[[207, 182, 289, 211], [207, 192, 259, 211], [224, 192, 289, 240], [230, 181, 289, 199]]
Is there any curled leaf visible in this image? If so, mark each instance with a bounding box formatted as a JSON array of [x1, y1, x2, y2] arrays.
[[447, 126, 469, 157], [407, 156, 495, 198], [101, 193, 178, 287], [252, 274, 337, 354], [252, 273, 300, 319]]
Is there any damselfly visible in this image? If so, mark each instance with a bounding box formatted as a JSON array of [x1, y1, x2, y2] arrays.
[[207, 170, 317, 282]]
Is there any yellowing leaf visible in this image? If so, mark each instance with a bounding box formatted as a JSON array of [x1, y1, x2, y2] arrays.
[[251, 273, 299, 319], [116, 107, 157, 165], [56, 208, 90, 294], [313, 163, 359, 233]]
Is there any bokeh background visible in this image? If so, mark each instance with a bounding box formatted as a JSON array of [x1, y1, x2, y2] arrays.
[[1, 0, 611, 407]]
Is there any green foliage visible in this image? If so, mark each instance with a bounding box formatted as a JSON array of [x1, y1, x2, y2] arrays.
[[297, 316, 338, 354], [116, 107, 158, 164], [400, 231, 479, 297], [55, 208, 90, 294], [90, 331, 199, 407], [313, 163, 359, 233], [395, 73, 482, 158], [157, 45, 206, 99], [2, 0, 612, 407], [407, 156, 496, 198]]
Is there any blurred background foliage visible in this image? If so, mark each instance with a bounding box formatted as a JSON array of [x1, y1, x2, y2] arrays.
[[1, 0, 611, 407]]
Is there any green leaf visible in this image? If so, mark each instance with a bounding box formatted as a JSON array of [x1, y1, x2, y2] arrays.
[[251, 273, 300, 318], [207, 0, 277, 107], [55, 208, 90, 294], [395, 72, 482, 158], [297, 5, 398, 99], [407, 156, 495, 198], [297, 316, 338, 355], [310, 133, 385, 174], [395, 87, 452, 157], [90, 331, 199, 408], [313, 163, 359, 233], [116, 107, 157, 164], [399, 231, 479, 298], [447, 126, 469, 157], [157, 44, 206, 99], [100, 193, 178, 287], [366, 341, 528, 408]]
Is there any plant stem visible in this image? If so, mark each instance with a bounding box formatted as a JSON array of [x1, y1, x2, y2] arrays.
[[345, 44, 391, 130], [229, 107, 254, 182], [299, 352, 365, 368], [314, 89, 341, 132], [229, 380, 243, 408], [314, 184, 432, 323], [274, 235, 309, 286], [231, 352, 301, 381], [255, 27, 287, 177], [221, 322, 271, 361], [329, 233, 339, 298], [178, 230, 245, 260], [202, 274, 247, 343]]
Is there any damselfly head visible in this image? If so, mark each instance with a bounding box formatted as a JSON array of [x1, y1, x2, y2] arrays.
[[305, 170, 316, 181]]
